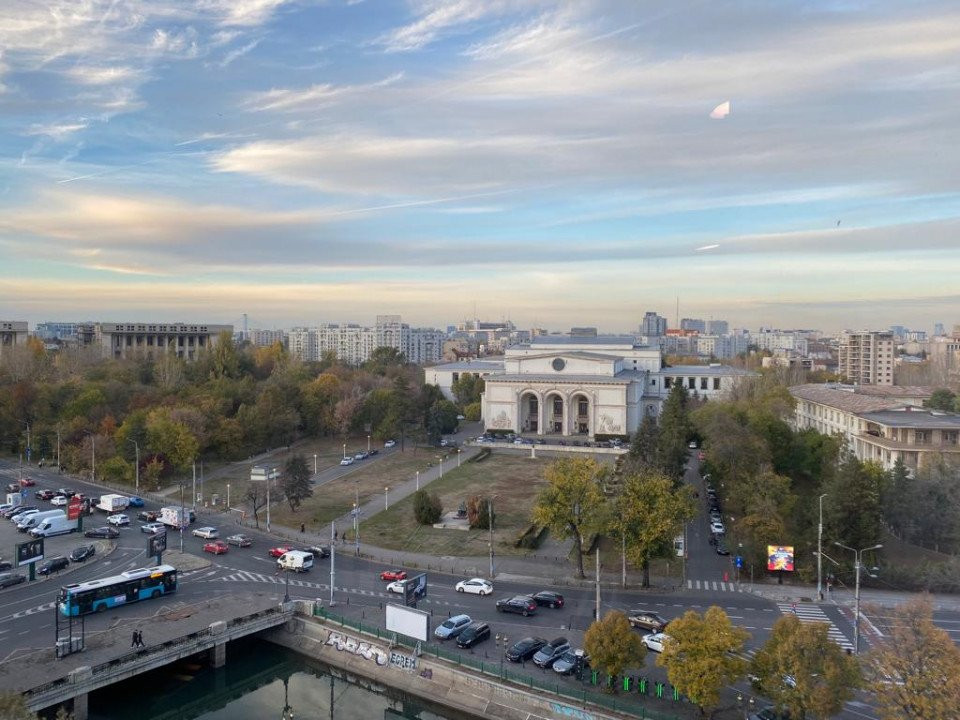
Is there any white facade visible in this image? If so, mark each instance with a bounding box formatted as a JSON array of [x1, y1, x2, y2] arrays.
[[288, 328, 318, 361], [750, 330, 809, 355], [248, 329, 287, 348], [425, 360, 506, 401], [837, 330, 894, 386], [95, 322, 231, 361]]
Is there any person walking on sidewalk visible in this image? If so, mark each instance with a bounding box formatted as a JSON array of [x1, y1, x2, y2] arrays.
[[131, 629, 138, 648]]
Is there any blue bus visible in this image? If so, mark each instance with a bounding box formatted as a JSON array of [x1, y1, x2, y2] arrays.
[[58, 565, 178, 616]]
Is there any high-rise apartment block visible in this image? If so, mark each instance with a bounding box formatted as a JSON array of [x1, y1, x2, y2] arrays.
[[680, 318, 706, 333], [286, 315, 444, 365], [641, 311, 667, 337], [705, 319, 728, 335], [248, 329, 287, 347], [838, 330, 894, 386]]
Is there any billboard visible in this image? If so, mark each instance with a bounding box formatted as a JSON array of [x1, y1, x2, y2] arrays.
[[17, 538, 44, 567], [767, 545, 794, 572], [385, 603, 430, 642], [148, 532, 168, 557], [67, 497, 83, 521]]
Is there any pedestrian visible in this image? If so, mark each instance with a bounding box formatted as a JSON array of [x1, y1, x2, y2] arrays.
[[137, 630, 144, 648], [791, 602, 797, 614], [131, 630, 138, 648], [300, 523, 305, 534], [334, 529, 338, 543]]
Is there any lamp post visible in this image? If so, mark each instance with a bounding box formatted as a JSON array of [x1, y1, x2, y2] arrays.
[[313, 453, 317, 475], [487, 496, 497, 578], [415, 470, 420, 491], [457, 448, 461, 467], [128, 439, 140, 494], [282, 566, 290, 604], [384, 486, 389, 511], [281, 675, 294, 719], [226, 483, 231, 509], [439, 455, 443, 478], [367, 435, 371, 453], [56, 426, 61, 473], [354, 481, 360, 555], [342, 443, 346, 460], [834, 541, 883, 654], [817, 493, 827, 600]]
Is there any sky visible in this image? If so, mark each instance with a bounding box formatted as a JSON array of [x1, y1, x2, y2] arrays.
[[1, 0, 959, 334]]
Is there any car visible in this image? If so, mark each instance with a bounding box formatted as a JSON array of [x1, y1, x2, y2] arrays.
[[138, 510, 159, 522], [380, 569, 407, 582], [191, 526, 217, 539], [642, 632, 671, 653], [628, 610, 669, 632], [56, 488, 75, 498], [5, 483, 19, 494], [709, 510, 722, 521], [505, 636, 547, 663], [533, 637, 571, 668], [339, 457, 354, 466], [354, 451, 368, 460], [384, 440, 396, 448], [69, 545, 96, 563], [141, 522, 165, 534], [126, 496, 144, 507], [553, 649, 590, 675], [107, 514, 129, 526], [455, 578, 493, 595], [35, 490, 56, 501], [37, 557, 70, 576], [386, 580, 407, 594], [85, 526, 120, 539], [748, 705, 793, 720], [688, 441, 698, 449], [715, 541, 730, 556], [496, 595, 537, 616], [710, 521, 725, 535], [306, 544, 330, 558], [532, 590, 564, 609], [455, 622, 491, 649], [204, 540, 229, 555], [226, 534, 253, 547], [434, 614, 472, 640], [50, 495, 69, 506], [0, 573, 26, 588], [6, 505, 37, 519], [19, 477, 35, 487], [268, 545, 294, 558], [0, 561, 11, 572], [368, 449, 379, 456]]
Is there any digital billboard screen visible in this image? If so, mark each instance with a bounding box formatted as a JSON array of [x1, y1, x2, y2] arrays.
[[767, 545, 794, 572]]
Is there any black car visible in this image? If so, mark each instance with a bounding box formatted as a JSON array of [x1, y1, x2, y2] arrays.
[[715, 541, 730, 556], [5, 505, 37, 519], [628, 610, 669, 632], [368, 449, 379, 456], [0, 573, 26, 588], [532, 590, 564, 609], [70, 545, 96, 563], [306, 545, 330, 558], [456, 622, 491, 648], [533, 637, 571, 668], [85, 526, 120, 539], [0, 561, 12, 572], [505, 636, 547, 663], [38, 557, 69, 576], [35, 489, 56, 501], [137, 510, 158, 522], [496, 595, 537, 616]]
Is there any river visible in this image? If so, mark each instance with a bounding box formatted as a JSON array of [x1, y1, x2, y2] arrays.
[[85, 637, 464, 720]]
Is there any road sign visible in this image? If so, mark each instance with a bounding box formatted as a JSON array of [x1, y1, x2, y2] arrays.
[[735, 555, 743, 569], [148, 532, 168, 557], [16, 538, 44, 567]]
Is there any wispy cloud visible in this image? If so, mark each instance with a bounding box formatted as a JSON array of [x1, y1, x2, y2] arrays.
[[24, 122, 89, 139], [218, 38, 262, 67], [245, 72, 404, 111]]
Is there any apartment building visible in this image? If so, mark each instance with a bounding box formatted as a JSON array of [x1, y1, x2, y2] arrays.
[[248, 329, 287, 348], [837, 330, 894, 386], [95, 322, 232, 361], [0, 321, 29, 358]]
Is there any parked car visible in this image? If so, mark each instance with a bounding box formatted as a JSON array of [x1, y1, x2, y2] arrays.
[[628, 610, 669, 632], [434, 614, 472, 640], [35, 490, 56, 501], [268, 545, 294, 558], [6, 506, 37, 519], [306, 544, 330, 558], [354, 451, 368, 460], [455, 578, 493, 595], [141, 522, 165, 534], [505, 636, 547, 663], [688, 441, 698, 449], [204, 541, 229, 555], [339, 457, 354, 466], [552, 649, 589, 675], [386, 580, 406, 594], [107, 514, 129, 526], [368, 449, 379, 456], [69, 545, 96, 563], [0, 573, 26, 588], [531, 590, 564, 609], [710, 521, 725, 535], [380, 569, 407, 582], [226, 534, 253, 547], [5, 483, 19, 493], [533, 637, 571, 668], [748, 706, 793, 720], [37, 557, 70, 575], [50, 495, 69, 506], [138, 510, 159, 522], [642, 632, 671, 653], [0, 561, 11, 572], [715, 541, 730, 556], [455, 622, 491, 649], [384, 440, 396, 448], [192, 526, 218, 539], [85, 526, 120, 539], [127, 496, 145, 508], [496, 595, 537, 616], [19, 477, 35, 487]]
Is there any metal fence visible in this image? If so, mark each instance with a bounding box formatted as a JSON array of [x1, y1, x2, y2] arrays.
[[313, 607, 684, 720]]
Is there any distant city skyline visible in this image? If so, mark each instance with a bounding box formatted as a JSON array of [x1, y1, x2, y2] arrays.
[[1, 1, 958, 332]]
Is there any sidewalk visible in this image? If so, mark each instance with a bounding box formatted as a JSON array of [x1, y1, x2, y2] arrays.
[[746, 578, 960, 611]]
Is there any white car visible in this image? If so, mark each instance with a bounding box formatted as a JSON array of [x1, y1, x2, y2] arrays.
[[710, 521, 725, 535], [386, 580, 407, 594], [642, 632, 671, 653], [107, 513, 129, 526], [455, 578, 493, 596], [192, 526, 218, 539], [141, 522, 164, 534], [354, 451, 367, 460], [456, 414, 465, 421], [50, 495, 69, 506], [384, 440, 396, 448], [340, 457, 354, 466]]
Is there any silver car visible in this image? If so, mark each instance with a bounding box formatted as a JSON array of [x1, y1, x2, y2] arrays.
[[434, 614, 472, 640]]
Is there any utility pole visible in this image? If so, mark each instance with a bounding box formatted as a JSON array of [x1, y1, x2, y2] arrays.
[[330, 521, 336, 607], [266, 475, 271, 533], [621, 530, 626, 589], [354, 483, 360, 556], [595, 544, 601, 621], [488, 498, 494, 578], [817, 493, 827, 601], [128, 440, 140, 494], [192, 462, 197, 511], [835, 541, 883, 654], [179, 479, 185, 552]]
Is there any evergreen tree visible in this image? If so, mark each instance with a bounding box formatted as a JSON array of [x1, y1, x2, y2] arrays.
[[628, 413, 659, 469], [282, 454, 313, 512], [657, 382, 693, 480]]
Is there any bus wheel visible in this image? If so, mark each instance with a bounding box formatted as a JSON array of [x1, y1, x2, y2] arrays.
[[151, 590, 161, 599], [96, 604, 106, 613]]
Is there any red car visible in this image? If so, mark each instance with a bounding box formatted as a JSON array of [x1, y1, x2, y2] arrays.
[[380, 569, 407, 582], [269, 545, 294, 558], [204, 541, 229, 555], [19, 477, 35, 487]]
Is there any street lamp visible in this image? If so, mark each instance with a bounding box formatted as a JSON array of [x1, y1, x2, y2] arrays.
[[415, 470, 420, 490], [834, 541, 882, 654], [342, 443, 346, 460], [817, 493, 827, 600], [226, 483, 231, 509], [385, 486, 389, 511], [313, 453, 317, 475], [82, 431, 96, 482], [367, 435, 371, 453], [457, 448, 461, 467], [128, 439, 140, 494]]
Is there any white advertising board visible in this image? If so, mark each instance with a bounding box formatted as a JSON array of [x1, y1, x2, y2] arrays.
[[385, 603, 430, 642]]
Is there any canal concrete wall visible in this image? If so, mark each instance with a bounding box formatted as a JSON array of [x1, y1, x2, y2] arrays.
[[266, 607, 634, 720]]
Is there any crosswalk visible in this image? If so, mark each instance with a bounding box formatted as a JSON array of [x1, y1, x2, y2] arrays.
[[686, 579, 745, 593], [776, 602, 854, 651]]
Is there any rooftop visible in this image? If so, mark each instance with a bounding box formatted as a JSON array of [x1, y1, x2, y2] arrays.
[[858, 409, 960, 429], [664, 364, 759, 377], [429, 360, 504, 372], [853, 385, 935, 399], [519, 335, 647, 348], [790, 384, 902, 413], [490, 370, 648, 385]]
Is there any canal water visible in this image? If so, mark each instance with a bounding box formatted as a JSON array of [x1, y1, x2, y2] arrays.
[[85, 637, 463, 720]]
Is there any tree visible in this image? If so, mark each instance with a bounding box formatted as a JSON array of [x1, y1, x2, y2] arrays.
[[145, 409, 199, 471], [467, 495, 494, 529], [657, 382, 693, 479], [364, 346, 406, 374], [751, 614, 861, 719], [924, 388, 957, 412], [282, 454, 313, 512], [868, 596, 960, 720], [822, 452, 885, 551], [531, 458, 608, 578], [244, 484, 268, 529], [0, 692, 36, 719], [616, 469, 696, 587], [413, 489, 443, 525], [657, 606, 749, 715], [583, 611, 646, 686], [627, 413, 659, 470]]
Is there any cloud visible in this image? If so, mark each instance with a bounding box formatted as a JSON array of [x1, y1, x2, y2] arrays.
[[24, 122, 89, 139], [244, 72, 404, 112], [65, 65, 141, 86], [218, 38, 262, 67], [201, 0, 294, 27]]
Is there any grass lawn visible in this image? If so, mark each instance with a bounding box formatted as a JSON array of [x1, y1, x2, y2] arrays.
[[357, 454, 552, 557]]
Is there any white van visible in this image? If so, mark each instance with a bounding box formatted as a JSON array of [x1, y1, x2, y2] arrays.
[[277, 550, 313, 573], [13, 509, 41, 530], [30, 513, 78, 538], [18, 509, 65, 533]]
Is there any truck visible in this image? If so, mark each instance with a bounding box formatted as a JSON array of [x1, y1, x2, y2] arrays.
[[277, 550, 313, 573], [160, 506, 193, 529], [30, 512, 78, 538], [5, 493, 22, 508], [98, 494, 129, 513], [18, 509, 63, 533]]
